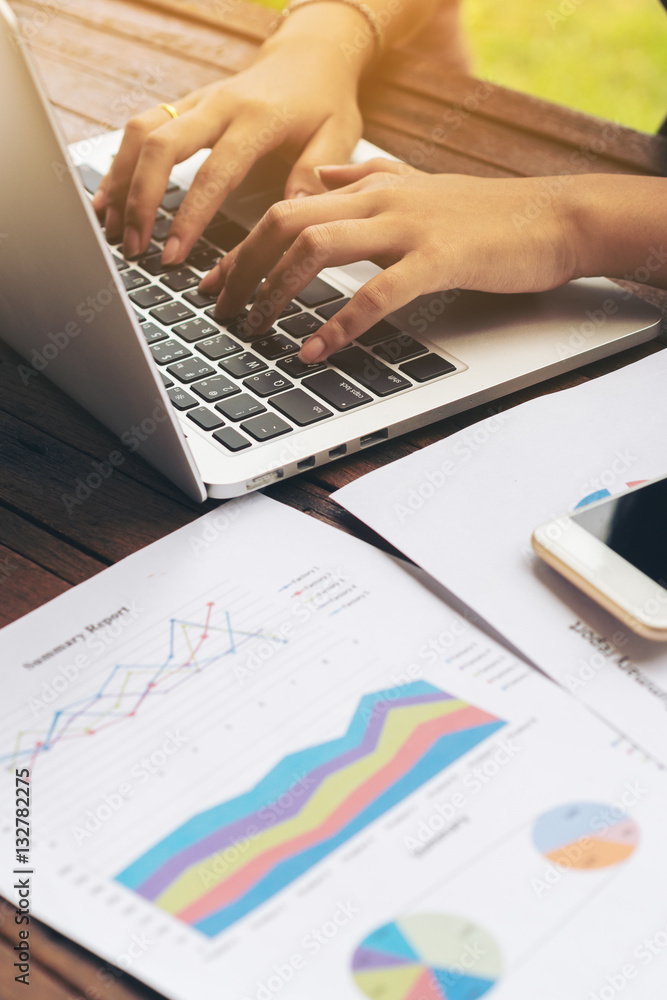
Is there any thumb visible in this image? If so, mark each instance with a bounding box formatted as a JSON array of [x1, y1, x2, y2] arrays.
[[284, 116, 360, 199]]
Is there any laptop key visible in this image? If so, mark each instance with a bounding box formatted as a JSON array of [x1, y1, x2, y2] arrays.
[[159, 371, 174, 388], [198, 334, 243, 361], [160, 188, 187, 212], [121, 269, 149, 292], [167, 386, 198, 410], [183, 288, 218, 309], [275, 355, 326, 378], [140, 322, 169, 344], [278, 313, 323, 340], [240, 413, 292, 441], [219, 351, 267, 377], [141, 254, 174, 276], [279, 301, 302, 319], [215, 393, 267, 422], [270, 388, 333, 426], [254, 334, 299, 361], [130, 285, 172, 309], [295, 277, 343, 308], [172, 317, 218, 343], [137, 241, 162, 260], [188, 248, 220, 272], [152, 216, 172, 242], [150, 340, 192, 365], [330, 347, 411, 396], [399, 353, 457, 381], [302, 370, 372, 410], [243, 371, 294, 397], [356, 319, 402, 347], [373, 335, 428, 364], [316, 297, 350, 320], [113, 255, 130, 271], [187, 406, 224, 431], [205, 220, 249, 252], [213, 426, 252, 451], [166, 358, 216, 384], [161, 268, 200, 292], [151, 340, 192, 365], [191, 374, 241, 401], [150, 302, 195, 325]]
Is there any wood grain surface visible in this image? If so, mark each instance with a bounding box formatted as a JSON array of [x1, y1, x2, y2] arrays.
[[1, 0, 666, 996]]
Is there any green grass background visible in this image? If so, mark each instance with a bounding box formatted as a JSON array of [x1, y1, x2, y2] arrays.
[[462, 0, 667, 134], [256, 0, 667, 134]]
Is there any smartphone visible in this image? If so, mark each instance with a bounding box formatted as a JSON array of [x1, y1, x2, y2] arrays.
[[532, 474, 667, 640]]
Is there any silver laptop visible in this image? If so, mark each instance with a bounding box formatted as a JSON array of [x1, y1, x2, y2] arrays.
[[0, 2, 662, 501]]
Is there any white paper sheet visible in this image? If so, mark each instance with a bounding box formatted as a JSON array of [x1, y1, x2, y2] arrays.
[[2, 494, 667, 1000], [334, 349, 667, 767]]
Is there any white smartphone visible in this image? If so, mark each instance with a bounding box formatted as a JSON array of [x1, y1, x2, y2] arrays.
[[532, 474, 667, 640]]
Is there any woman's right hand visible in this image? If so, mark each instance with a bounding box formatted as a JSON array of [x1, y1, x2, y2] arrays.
[[91, 15, 368, 266]]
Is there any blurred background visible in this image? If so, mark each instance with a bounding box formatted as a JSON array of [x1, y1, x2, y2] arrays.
[[257, 0, 667, 134]]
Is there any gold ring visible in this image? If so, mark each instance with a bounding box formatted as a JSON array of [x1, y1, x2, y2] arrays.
[[158, 103, 179, 120]]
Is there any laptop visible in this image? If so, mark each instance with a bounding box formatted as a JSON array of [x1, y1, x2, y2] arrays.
[[0, 2, 662, 501]]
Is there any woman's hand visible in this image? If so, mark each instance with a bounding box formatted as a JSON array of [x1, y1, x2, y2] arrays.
[[201, 159, 581, 363], [91, 32, 365, 265]]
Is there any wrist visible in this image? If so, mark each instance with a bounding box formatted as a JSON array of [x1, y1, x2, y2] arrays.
[[261, 3, 376, 76]]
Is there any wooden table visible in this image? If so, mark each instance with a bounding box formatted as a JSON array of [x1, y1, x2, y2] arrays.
[[1, 1, 666, 995]]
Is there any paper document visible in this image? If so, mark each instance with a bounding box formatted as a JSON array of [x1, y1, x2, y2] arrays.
[[334, 349, 667, 765], [2, 494, 667, 1000]]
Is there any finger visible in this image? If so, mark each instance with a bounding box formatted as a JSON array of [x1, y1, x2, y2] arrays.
[[284, 116, 360, 199], [163, 115, 284, 265], [121, 105, 233, 258], [317, 157, 412, 190], [207, 193, 374, 319], [99, 100, 196, 239], [299, 258, 421, 362]]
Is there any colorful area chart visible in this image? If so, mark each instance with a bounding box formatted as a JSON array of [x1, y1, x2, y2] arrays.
[[351, 913, 502, 1000], [116, 682, 504, 936], [532, 802, 640, 869]]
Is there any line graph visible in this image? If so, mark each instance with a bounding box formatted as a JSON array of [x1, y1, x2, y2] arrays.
[[116, 681, 504, 936], [2, 603, 287, 771]]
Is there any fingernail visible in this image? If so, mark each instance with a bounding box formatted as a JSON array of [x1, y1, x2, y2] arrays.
[[292, 190, 310, 199], [299, 335, 327, 364], [123, 225, 141, 259], [162, 235, 181, 265], [313, 167, 322, 180], [104, 206, 122, 240], [199, 268, 218, 291]]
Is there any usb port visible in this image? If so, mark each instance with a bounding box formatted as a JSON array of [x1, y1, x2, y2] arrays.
[[360, 429, 388, 447], [328, 444, 347, 458], [297, 456, 316, 470]]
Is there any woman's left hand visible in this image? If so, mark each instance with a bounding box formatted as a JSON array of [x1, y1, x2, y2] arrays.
[[200, 158, 580, 363]]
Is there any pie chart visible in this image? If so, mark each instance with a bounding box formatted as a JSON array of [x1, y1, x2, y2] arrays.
[[351, 913, 502, 1000], [533, 802, 640, 869]]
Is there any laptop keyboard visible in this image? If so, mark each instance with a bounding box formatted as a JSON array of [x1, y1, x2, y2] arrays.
[[78, 166, 461, 455]]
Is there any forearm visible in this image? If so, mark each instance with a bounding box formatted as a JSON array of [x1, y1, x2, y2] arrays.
[[566, 174, 667, 289], [262, 0, 441, 78]]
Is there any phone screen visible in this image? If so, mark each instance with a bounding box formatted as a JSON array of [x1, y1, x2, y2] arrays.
[[571, 477, 667, 588]]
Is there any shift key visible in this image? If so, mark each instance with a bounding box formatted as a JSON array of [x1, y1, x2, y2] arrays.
[[329, 347, 411, 396], [302, 369, 372, 410]]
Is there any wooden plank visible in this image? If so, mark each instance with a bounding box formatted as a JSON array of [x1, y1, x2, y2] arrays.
[[17, 0, 257, 72], [362, 120, 517, 177], [0, 504, 106, 585], [378, 55, 667, 176], [134, 0, 277, 42], [0, 411, 212, 563], [0, 541, 71, 625], [361, 82, 649, 179]]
